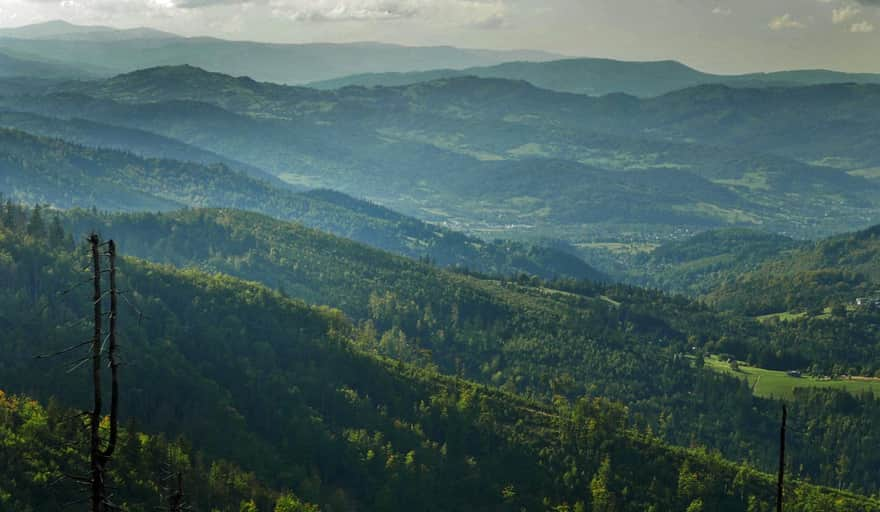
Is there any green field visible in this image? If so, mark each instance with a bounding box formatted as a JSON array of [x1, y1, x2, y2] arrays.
[[703, 356, 880, 399]]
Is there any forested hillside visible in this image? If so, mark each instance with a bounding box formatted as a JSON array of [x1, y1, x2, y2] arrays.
[[583, 224, 880, 378], [0, 130, 602, 281], [1, 205, 878, 511], [612, 229, 805, 295], [17, 204, 880, 495], [708, 224, 880, 315], [0, 391, 313, 511], [0, 111, 282, 184]]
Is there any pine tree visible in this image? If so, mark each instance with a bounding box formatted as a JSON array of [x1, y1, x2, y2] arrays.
[[26, 204, 46, 239], [590, 456, 615, 512], [1, 199, 14, 229], [48, 216, 67, 248]]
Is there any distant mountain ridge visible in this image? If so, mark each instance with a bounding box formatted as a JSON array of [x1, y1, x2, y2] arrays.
[[0, 21, 563, 85], [0, 20, 179, 41], [309, 57, 880, 97], [5, 21, 880, 97]]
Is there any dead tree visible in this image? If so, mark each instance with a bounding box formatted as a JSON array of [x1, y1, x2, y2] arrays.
[[776, 404, 787, 512], [86, 234, 121, 512], [167, 472, 187, 512]]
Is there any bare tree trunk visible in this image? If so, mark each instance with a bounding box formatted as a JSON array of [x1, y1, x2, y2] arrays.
[[103, 240, 120, 461], [87, 236, 121, 511], [776, 404, 787, 512], [89, 234, 104, 512]]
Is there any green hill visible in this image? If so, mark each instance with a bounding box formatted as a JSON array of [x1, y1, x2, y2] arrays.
[[620, 229, 804, 295], [62, 207, 608, 317], [708, 224, 880, 315]]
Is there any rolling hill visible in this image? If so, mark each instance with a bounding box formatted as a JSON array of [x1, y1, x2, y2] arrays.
[[0, 127, 603, 280], [707, 224, 880, 315], [621, 229, 805, 295], [0, 110, 282, 184]]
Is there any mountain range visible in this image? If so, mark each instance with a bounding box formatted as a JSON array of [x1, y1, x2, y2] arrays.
[[7, 21, 880, 98], [6, 65, 876, 245]]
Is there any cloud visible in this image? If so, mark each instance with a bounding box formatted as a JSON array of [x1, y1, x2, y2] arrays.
[[712, 7, 731, 16], [832, 5, 860, 24], [768, 13, 805, 30], [260, 0, 508, 24], [161, 0, 505, 24], [268, 0, 423, 21], [470, 12, 507, 29], [851, 20, 875, 32], [173, 0, 250, 7]]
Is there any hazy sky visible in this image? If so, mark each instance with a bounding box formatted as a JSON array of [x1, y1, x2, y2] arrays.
[[0, 0, 879, 73]]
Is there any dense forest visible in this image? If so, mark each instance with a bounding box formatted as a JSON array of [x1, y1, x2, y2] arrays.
[[0, 203, 873, 496], [1, 202, 879, 510]]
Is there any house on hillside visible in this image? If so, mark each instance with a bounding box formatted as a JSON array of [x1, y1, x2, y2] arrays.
[[855, 297, 880, 309], [787, 370, 802, 378]]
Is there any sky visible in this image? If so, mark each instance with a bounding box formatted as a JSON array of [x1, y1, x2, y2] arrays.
[[0, 0, 878, 74]]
